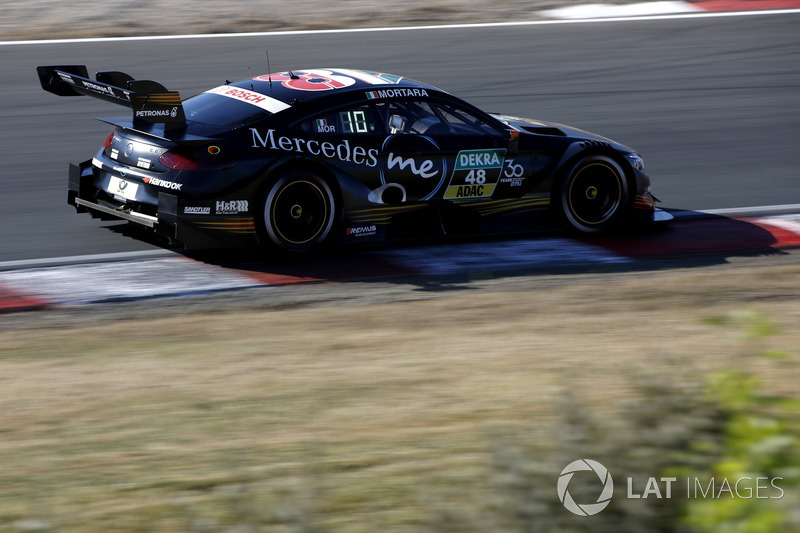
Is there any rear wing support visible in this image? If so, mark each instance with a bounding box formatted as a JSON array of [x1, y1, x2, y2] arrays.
[[36, 65, 186, 130]]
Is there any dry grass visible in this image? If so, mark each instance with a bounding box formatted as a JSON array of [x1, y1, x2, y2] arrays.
[[1, 262, 799, 531]]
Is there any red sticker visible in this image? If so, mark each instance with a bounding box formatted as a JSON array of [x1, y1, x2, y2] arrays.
[[254, 70, 356, 91]]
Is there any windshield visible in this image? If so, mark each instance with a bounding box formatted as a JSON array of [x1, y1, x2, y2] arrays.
[[181, 92, 269, 127]]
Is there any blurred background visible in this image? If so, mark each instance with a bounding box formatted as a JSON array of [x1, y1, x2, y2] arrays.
[[1, 0, 654, 41], [1, 1, 799, 532]]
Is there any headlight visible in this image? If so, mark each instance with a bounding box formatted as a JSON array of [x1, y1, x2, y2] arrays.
[[626, 153, 644, 171]]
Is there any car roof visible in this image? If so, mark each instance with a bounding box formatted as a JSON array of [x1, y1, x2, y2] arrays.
[[225, 68, 443, 108]]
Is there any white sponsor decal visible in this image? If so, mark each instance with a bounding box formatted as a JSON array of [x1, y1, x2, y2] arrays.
[[216, 200, 249, 215], [386, 152, 438, 179], [81, 80, 116, 96], [380, 135, 445, 202], [347, 225, 377, 237], [459, 151, 502, 168], [134, 107, 179, 119], [250, 128, 378, 168], [206, 85, 291, 114], [143, 177, 182, 190], [56, 72, 75, 84], [316, 118, 335, 133], [135, 109, 172, 117], [366, 88, 429, 99], [184, 206, 211, 215]]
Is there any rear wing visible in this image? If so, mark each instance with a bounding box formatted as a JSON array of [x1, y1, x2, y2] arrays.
[[36, 65, 186, 129]]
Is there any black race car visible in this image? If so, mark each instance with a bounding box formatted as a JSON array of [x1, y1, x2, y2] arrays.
[[37, 65, 669, 252]]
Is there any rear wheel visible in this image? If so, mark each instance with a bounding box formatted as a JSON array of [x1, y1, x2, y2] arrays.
[[261, 169, 336, 253], [559, 154, 630, 234]]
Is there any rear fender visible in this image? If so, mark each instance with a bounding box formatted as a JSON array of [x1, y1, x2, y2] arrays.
[[259, 156, 373, 215]]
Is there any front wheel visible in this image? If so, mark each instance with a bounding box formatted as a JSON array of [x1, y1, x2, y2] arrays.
[[261, 170, 337, 253], [559, 154, 630, 234]]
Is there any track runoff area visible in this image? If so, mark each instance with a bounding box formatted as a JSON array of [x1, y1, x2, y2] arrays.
[[3, 6, 800, 312], [2, 208, 800, 312]]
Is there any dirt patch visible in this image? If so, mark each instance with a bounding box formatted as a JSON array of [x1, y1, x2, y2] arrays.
[[1, 261, 798, 530]]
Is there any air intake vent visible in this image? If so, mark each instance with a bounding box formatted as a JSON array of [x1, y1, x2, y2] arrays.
[[579, 139, 612, 149], [522, 126, 566, 136]]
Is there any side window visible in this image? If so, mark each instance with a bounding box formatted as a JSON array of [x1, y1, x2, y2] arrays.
[[296, 104, 381, 135], [372, 101, 448, 135], [430, 102, 504, 136], [371, 99, 504, 137]]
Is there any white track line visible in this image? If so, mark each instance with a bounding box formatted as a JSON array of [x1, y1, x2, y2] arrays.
[[0, 257, 260, 305], [0, 239, 630, 305], [1, 206, 800, 305], [0, 250, 177, 272], [672, 204, 800, 220], [2, 8, 799, 46], [541, 0, 701, 19]]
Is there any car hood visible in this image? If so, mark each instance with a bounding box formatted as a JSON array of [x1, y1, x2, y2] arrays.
[[491, 114, 636, 153]]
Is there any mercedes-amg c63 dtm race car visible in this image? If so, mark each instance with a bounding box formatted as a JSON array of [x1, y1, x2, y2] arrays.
[[37, 64, 669, 252]]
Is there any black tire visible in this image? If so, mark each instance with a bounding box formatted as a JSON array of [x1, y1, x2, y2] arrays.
[[261, 169, 337, 253], [559, 154, 630, 234]]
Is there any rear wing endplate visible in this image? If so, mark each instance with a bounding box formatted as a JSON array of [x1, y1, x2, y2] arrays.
[[36, 65, 186, 129]]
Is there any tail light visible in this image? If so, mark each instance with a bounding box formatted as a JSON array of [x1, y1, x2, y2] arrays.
[[102, 130, 115, 148], [159, 149, 237, 171], [158, 150, 202, 171]]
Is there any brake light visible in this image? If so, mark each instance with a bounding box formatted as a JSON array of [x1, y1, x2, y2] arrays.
[[102, 130, 115, 148], [159, 149, 237, 171], [158, 151, 202, 171]]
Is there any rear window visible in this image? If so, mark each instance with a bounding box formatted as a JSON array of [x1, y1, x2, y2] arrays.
[[181, 92, 268, 127]]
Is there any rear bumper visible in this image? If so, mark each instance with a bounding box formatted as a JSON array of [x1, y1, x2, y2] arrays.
[[73, 196, 158, 227], [69, 159, 172, 230], [68, 160, 257, 249]]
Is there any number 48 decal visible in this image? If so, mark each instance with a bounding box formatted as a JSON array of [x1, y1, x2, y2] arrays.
[[464, 169, 487, 185], [444, 149, 506, 199]]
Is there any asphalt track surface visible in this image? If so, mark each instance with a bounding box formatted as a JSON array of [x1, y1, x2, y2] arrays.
[[2, 11, 799, 263]]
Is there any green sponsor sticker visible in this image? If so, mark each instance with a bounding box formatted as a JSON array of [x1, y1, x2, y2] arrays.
[[455, 148, 505, 170], [444, 148, 506, 199]]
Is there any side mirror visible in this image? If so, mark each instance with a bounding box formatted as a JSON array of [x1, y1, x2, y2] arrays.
[[506, 129, 519, 155]]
